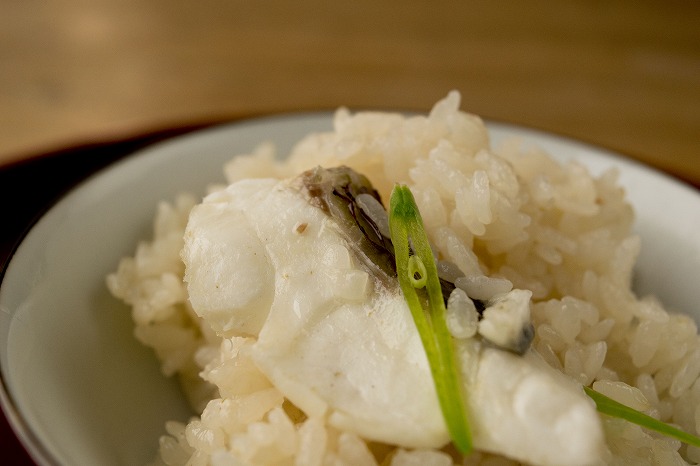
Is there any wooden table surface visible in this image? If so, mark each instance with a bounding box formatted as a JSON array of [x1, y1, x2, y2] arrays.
[[0, 1, 699, 463], [1, 0, 699, 185]]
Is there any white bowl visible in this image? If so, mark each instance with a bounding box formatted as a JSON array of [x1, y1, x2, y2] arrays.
[[2, 113, 700, 465]]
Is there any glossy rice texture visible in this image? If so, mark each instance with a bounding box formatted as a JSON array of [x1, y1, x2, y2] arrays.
[[107, 92, 700, 465]]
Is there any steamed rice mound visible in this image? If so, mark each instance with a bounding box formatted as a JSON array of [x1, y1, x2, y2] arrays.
[[107, 91, 700, 465]]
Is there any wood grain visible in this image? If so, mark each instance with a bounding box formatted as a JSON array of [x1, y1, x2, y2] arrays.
[[1, 0, 699, 184]]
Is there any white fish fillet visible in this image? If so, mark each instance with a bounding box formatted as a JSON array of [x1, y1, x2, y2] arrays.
[[182, 177, 607, 466]]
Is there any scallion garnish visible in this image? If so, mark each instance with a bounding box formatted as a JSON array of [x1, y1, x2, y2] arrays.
[[389, 184, 472, 454], [584, 386, 700, 448], [388, 184, 700, 454]]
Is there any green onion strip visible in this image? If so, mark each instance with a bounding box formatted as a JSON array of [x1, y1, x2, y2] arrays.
[[389, 184, 472, 454], [584, 386, 700, 448], [388, 184, 700, 454]]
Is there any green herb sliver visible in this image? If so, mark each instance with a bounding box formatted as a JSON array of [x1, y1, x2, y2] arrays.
[[584, 386, 700, 448], [389, 184, 472, 454]]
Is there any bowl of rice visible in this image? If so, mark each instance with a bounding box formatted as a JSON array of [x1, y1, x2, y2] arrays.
[[2, 92, 700, 465]]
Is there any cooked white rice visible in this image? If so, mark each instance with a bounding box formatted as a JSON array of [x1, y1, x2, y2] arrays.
[[107, 91, 700, 465]]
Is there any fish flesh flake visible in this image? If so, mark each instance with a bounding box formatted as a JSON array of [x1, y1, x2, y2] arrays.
[[181, 175, 607, 466]]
